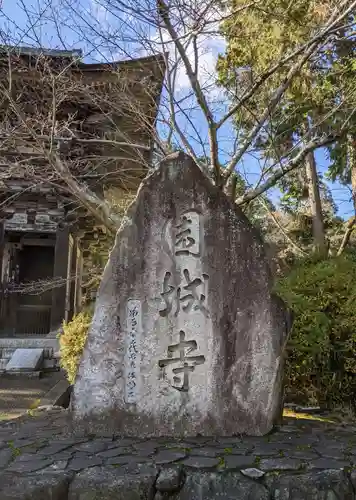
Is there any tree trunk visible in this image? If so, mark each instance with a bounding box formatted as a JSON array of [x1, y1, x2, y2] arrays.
[[351, 167, 356, 213], [305, 149, 326, 255], [348, 134, 356, 214]]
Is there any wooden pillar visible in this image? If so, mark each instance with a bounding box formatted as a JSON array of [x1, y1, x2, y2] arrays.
[[68, 237, 79, 321], [50, 227, 71, 331], [0, 222, 5, 333], [64, 236, 74, 324], [7, 243, 20, 336], [74, 243, 83, 315], [0, 221, 5, 283], [68, 239, 84, 318]]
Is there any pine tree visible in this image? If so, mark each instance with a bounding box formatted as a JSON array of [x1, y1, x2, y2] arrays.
[[218, 0, 356, 255]]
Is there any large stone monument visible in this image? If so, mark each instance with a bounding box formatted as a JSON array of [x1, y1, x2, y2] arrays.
[[72, 152, 290, 437]]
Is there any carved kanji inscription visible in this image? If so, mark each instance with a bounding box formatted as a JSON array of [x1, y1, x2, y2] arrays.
[[159, 269, 209, 317], [159, 330, 205, 392], [174, 211, 200, 257]]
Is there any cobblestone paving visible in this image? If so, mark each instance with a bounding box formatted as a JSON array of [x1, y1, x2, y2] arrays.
[[1, 408, 356, 498]]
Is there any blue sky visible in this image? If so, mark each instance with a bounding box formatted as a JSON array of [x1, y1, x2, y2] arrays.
[[316, 151, 353, 219], [0, 0, 354, 220]]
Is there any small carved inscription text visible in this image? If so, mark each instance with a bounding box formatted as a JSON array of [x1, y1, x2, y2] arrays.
[[125, 299, 142, 403]]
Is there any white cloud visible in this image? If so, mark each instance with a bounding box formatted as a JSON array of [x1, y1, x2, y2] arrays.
[[150, 27, 226, 94], [90, 0, 109, 25]]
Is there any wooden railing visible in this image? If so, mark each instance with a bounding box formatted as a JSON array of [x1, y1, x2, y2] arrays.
[[15, 304, 51, 336]]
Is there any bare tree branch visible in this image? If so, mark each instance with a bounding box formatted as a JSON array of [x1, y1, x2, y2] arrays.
[[336, 216, 356, 256], [157, 0, 220, 183], [236, 132, 345, 205], [257, 197, 307, 256]]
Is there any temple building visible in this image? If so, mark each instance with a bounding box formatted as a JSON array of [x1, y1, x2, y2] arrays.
[[0, 46, 165, 337]]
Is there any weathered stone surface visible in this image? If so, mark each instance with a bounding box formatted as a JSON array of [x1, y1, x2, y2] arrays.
[[72, 152, 290, 437], [98, 447, 130, 458], [175, 472, 269, 499], [190, 447, 226, 457], [288, 450, 319, 460], [0, 449, 13, 469], [7, 457, 55, 473], [267, 469, 353, 499], [55, 451, 75, 460], [6, 348, 43, 371], [307, 458, 350, 470], [73, 451, 92, 459], [112, 438, 139, 447], [106, 455, 149, 466], [68, 456, 103, 471], [240, 468, 265, 479], [124, 463, 158, 475], [156, 466, 185, 492], [350, 469, 356, 490], [42, 459, 69, 471], [133, 441, 158, 455], [11, 438, 38, 448], [154, 450, 187, 464], [16, 453, 39, 462], [223, 455, 257, 470], [259, 458, 304, 471], [0, 472, 72, 500], [72, 440, 108, 454], [314, 448, 346, 460], [36, 443, 73, 455], [182, 456, 220, 469], [252, 442, 294, 456], [183, 437, 211, 446], [68, 465, 157, 500], [164, 441, 194, 449], [0, 408, 356, 499]]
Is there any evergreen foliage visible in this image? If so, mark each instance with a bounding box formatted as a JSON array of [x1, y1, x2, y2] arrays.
[[276, 252, 356, 407]]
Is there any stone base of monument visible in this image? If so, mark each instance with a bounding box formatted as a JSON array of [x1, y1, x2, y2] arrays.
[[0, 408, 355, 499]]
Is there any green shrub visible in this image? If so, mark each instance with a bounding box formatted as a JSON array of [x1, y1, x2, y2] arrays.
[[276, 251, 356, 408], [59, 310, 93, 384]]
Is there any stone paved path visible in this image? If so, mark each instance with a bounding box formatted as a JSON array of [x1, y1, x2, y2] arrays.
[[0, 408, 356, 498]]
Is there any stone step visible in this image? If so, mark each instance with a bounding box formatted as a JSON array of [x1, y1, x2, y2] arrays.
[[0, 348, 54, 359], [0, 338, 58, 353], [0, 357, 61, 375], [0, 351, 54, 362], [43, 358, 60, 371], [0, 358, 8, 372], [0, 348, 15, 360], [1, 370, 42, 378], [0, 344, 58, 360]]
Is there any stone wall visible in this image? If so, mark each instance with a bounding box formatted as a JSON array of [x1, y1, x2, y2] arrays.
[[1, 408, 356, 499]]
